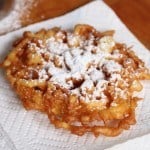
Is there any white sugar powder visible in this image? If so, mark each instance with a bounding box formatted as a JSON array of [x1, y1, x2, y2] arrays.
[[0, 0, 34, 35], [47, 38, 68, 55], [103, 60, 122, 73], [27, 31, 125, 102]]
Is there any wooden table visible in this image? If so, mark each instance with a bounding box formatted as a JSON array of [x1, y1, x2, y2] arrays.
[[21, 0, 150, 49], [1, 0, 150, 50], [104, 0, 150, 49], [20, 0, 91, 25]]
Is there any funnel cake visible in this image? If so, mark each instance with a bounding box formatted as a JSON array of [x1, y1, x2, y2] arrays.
[[2, 24, 150, 136]]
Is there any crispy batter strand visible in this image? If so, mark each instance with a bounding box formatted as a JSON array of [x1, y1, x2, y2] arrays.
[[1, 24, 150, 136]]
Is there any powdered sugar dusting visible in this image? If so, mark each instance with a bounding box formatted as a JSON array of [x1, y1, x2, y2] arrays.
[[25, 30, 127, 103], [0, 0, 34, 35], [103, 60, 122, 73]]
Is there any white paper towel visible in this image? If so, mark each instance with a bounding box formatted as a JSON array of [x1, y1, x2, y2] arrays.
[[0, 1, 150, 150]]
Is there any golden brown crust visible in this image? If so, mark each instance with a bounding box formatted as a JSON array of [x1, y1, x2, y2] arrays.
[[2, 24, 150, 136]]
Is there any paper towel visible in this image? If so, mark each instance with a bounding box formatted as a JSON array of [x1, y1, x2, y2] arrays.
[[0, 1, 150, 150]]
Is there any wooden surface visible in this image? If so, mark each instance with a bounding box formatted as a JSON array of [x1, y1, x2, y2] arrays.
[[1, 0, 150, 50], [104, 0, 150, 49], [20, 0, 91, 26], [21, 0, 150, 49]]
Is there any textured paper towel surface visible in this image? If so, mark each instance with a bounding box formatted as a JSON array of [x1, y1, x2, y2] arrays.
[[0, 1, 150, 150]]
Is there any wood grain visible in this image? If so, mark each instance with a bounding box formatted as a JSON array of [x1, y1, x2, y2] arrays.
[[104, 0, 150, 49]]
